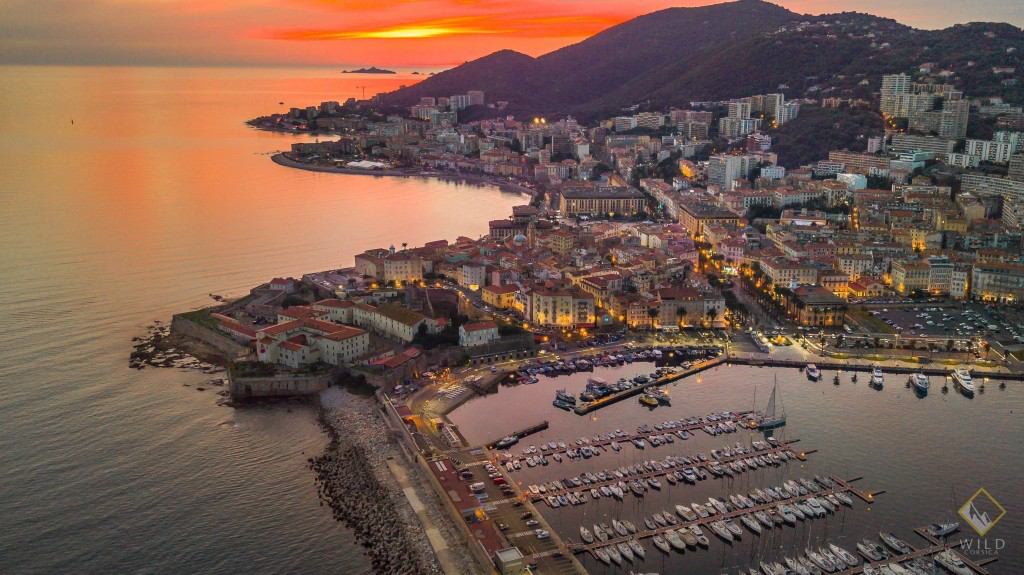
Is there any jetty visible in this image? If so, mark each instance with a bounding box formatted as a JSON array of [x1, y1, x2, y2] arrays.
[[508, 410, 754, 457], [530, 440, 804, 502], [573, 356, 727, 414], [570, 356, 1020, 416], [485, 420, 548, 449], [570, 474, 871, 556]]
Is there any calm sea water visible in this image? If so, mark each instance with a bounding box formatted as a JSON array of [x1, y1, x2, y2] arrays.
[[0, 66, 522, 574], [449, 364, 1024, 573]]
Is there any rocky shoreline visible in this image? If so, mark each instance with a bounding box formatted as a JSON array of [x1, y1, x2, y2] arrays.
[[311, 391, 480, 575]]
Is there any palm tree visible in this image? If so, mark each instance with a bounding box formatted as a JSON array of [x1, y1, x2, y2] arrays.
[[676, 306, 687, 328], [401, 242, 408, 252], [706, 308, 718, 327], [647, 307, 659, 330]]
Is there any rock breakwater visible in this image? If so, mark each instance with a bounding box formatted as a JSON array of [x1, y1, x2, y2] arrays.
[[310, 395, 441, 575]]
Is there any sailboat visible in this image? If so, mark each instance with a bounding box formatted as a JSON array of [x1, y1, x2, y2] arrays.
[[758, 377, 786, 429]]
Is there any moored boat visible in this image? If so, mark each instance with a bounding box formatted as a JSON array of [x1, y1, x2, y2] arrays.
[[913, 373, 930, 393], [953, 367, 974, 395], [871, 366, 884, 386], [926, 522, 960, 538], [806, 364, 821, 380]]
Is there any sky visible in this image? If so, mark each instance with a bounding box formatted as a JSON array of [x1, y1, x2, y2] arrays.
[[1, 0, 1022, 69]]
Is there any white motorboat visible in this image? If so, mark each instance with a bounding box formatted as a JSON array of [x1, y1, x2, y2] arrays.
[[912, 373, 930, 393], [871, 366, 884, 386], [952, 367, 974, 395], [806, 364, 821, 380], [934, 550, 973, 575]]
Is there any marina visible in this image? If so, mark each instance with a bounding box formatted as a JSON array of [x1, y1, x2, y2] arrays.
[[446, 362, 1020, 574]]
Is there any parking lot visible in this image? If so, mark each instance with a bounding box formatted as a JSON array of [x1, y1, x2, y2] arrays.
[[448, 447, 579, 575], [867, 304, 1024, 343]]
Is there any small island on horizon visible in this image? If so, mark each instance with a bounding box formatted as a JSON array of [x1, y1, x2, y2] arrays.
[[341, 67, 396, 74]]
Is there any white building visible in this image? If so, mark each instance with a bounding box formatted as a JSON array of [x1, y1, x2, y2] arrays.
[[459, 321, 500, 347]]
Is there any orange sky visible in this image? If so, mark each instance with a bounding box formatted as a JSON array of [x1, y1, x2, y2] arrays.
[[1, 0, 1021, 68]]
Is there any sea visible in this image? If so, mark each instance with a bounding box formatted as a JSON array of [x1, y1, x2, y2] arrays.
[[448, 363, 1024, 574], [0, 65, 523, 574]]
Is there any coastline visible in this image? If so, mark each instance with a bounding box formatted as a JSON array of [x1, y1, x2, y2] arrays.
[[271, 153, 538, 198], [313, 387, 479, 575]]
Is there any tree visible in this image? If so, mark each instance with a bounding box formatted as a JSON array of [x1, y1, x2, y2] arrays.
[[706, 308, 719, 326], [676, 306, 687, 327], [647, 307, 660, 330]]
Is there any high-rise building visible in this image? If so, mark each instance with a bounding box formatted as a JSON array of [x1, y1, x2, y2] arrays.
[[880, 73, 911, 117], [707, 154, 755, 192], [449, 94, 470, 110], [467, 91, 485, 106], [1009, 154, 1024, 182], [728, 101, 752, 120]]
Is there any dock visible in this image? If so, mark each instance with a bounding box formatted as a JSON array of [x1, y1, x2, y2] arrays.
[[570, 474, 869, 555], [724, 357, 1024, 382], [485, 420, 548, 449], [530, 441, 803, 502], [508, 410, 755, 458], [573, 356, 727, 415], [569, 356, 1020, 417]]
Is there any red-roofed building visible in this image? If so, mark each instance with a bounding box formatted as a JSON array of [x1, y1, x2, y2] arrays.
[[211, 313, 257, 343], [255, 317, 369, 368], [459, 321, 500, 347]]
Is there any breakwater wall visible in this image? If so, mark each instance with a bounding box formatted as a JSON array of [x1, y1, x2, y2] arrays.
[[228, 372, 333, 399], [170, 314, 249, 360], [311, 408, 437, 575]]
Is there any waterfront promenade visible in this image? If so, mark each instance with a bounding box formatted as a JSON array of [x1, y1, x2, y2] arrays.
[[272, 153, 538, 198]]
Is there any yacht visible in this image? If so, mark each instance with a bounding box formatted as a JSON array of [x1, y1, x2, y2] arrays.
[[554, 389, 576, 405], [652, 535, 671, 554], [579, 526, 594, 544], [829, 543, 859, 567], [639, 393, 659, 407], [857, 539, 888, 561], [912, 373, 930, 393], [953, 367, 974, 395], [926, 522, 960, 538], [879, 531, 912, 555], [688, 525, 710, 547], [934, 550, 973, 575], [871, 366, 884, 386], [758, 377, 787, 429], [664, 530, 686, 551], [806, 364, 821, 380]]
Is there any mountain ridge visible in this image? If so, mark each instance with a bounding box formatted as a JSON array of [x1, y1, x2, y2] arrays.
[[379, 0, 1024, 118]]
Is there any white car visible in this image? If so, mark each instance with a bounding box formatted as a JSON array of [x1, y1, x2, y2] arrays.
[[535, 529, 550, 539]]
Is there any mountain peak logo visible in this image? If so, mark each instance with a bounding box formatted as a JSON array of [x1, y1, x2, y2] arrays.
[[958, 488, 1006, 536]]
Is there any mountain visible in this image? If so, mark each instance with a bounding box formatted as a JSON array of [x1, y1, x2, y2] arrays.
[[380, 0, 1024, 118], [380, 0, 797, 114]]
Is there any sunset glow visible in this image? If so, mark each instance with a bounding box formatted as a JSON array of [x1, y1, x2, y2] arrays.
[[1, 0, 1022, 67]]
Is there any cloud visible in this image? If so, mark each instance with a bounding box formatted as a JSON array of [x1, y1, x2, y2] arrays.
[[263, 12, 625, 41]]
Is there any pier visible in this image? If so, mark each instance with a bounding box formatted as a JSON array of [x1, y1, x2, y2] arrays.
[[485, 420, 549, 449], [573, 357, 727, 415], [569, 474, 871, 555], [569, 356, 1021, 417], [530, 441, 803, 502], [723, 357, 1024, 382], [505, 410, 754, 458]]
